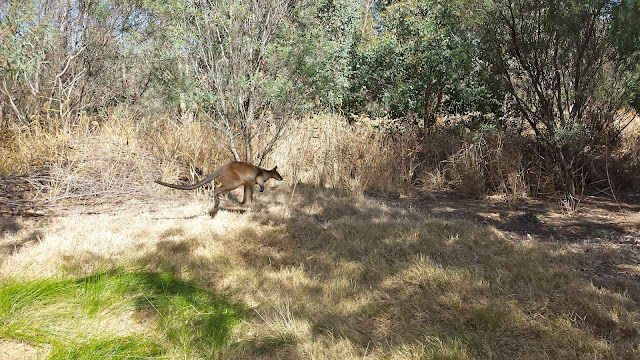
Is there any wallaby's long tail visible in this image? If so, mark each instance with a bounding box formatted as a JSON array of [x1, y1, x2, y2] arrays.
[[155, 169, 219, 190]]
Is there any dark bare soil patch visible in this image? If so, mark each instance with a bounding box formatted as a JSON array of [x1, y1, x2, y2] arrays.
[[388, 191, 640, 241]]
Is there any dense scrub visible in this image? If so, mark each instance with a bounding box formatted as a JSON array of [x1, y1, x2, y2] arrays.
[[2, 0, 639, 207]]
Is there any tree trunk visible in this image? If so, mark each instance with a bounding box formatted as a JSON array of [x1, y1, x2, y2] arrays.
[[434, 84, 445, 129], [557, 147, 577, 207], [228, 133, 241, 161], [179, 93, 188, 122], [245, 138, 252, 163], [423, 88, 432, 132]]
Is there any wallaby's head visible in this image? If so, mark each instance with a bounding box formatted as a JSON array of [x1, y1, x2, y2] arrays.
[[269, 166, 283, 181]]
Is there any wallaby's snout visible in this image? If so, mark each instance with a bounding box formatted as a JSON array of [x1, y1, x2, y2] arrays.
[[271, 166, 283, 181]]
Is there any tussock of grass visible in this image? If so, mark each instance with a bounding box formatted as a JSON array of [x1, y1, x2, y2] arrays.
[[1, 186, 638, 359]]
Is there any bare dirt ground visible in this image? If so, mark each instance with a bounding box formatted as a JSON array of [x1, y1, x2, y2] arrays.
[[3, 188, 639, 260], [3, 189, 639, 270], [4, 189, 638, 285], [0, 339, 47, 360]]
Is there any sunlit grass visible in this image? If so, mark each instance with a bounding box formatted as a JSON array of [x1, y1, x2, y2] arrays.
[[0, 270, 243, 359]]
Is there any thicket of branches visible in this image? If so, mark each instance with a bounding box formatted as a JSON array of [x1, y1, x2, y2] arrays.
[[1, 0, 639, 206]]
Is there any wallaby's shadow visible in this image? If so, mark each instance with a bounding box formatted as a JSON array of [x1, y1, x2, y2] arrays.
[[208, 190, 269, 218], [1, 215, 22, 235], [208, 206, 250, 218], [153, 214, 201, 220]]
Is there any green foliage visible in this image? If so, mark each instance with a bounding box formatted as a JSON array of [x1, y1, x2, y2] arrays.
[[349, 0, 477, 122], [0, 270, 244, 359], [610, 0, 640, 111], [0, 3, 55, 79], [148, 0, 365, 161], [477, 0, 640, 200], [592, 229, 613, 240], [155, 0, 360, 113], [286, 0, 362, 110], [478, 0, 640, 125], [47, 337, 162, 360], [518, 211, 540, 224], [610, 0, 640, 59], [0, 2, 58, 122]]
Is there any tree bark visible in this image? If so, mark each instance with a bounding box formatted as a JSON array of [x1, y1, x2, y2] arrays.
[[423, 88, 432, 132], [557, 147, 577, 206]]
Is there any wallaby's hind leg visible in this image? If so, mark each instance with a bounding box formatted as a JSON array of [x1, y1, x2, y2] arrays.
[[242, 185, 253, 204], [214, 183, 241, 208]]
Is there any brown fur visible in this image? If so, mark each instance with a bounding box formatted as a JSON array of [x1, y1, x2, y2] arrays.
[[155, 161, 283, 207]]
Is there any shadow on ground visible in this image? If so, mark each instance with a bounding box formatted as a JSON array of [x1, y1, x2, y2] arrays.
[[387, 191, 640, 241], [129, 186, 640, 359], [0, 216, 22, 235]]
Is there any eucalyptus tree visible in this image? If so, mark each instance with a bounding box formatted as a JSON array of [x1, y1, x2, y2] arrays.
[[349, 0, 477, 131], [610, 0, 640, 112], [1, 1, 58, 125], [161, 0, 361, 165], [478, 0, 640, 205], [0, 0, 165, 126]]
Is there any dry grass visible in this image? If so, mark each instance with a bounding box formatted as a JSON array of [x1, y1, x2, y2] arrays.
[[616, 112, 640, 191], [1, 185, 638, 359], [2, 111, 639, 216], [2, 113, 412, 214], [269, 114, 417, 195], [442, 131, 530, 200], [0, 111, 231, 213], [1, 114, 160, 212]]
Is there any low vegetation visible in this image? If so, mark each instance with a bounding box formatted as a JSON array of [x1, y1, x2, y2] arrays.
[[1, 186, 638, 359], [0, 270, 242, 359], [2, 112, 638, 215], [2, 0, 639, 205]]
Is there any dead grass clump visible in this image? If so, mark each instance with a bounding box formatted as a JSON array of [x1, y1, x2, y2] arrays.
[[1, 111, 222, 213], [4, 110, 639, 213], [613, 112, 640, 190], [444, 141, 487, 197], [424, 127, 529, 200], [141, 117, 230, 185], [270, 114, 417, 195]]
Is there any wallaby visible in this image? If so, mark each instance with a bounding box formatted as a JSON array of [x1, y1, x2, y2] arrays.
[[155, 161, 283, 207]]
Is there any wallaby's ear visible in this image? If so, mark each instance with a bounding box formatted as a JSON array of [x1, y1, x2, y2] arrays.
[[272, 166, 278, 171]]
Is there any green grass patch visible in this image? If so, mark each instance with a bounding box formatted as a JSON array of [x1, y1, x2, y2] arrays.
[[0, 270, 243, 359], [591, 229, 613, 239], [517, 211, 541, 223]]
